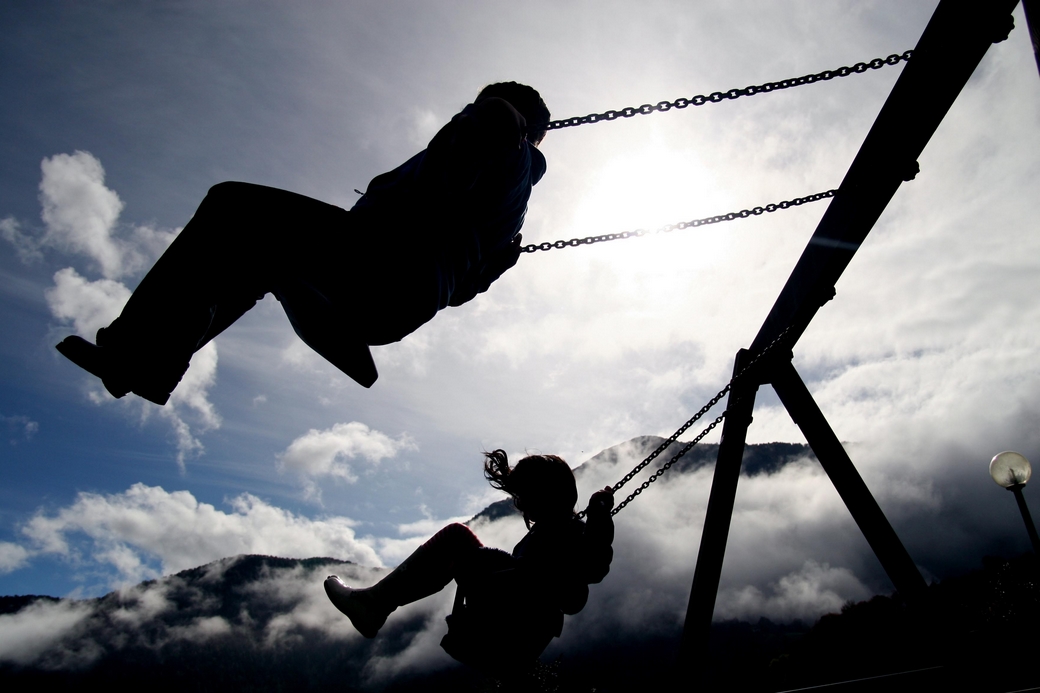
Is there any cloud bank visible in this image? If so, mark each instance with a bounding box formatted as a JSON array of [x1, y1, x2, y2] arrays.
[[16, 483, 383, 588], [0, 555, 453, 685], [0, 436, 1035, 684]]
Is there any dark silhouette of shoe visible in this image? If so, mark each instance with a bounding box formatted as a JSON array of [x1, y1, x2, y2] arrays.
[[56, 335, 185, 406], [324, 575, 389, 638], [148, 358, 191, 406], [55, 336, 132, 399], [98, 326, 190, 406]]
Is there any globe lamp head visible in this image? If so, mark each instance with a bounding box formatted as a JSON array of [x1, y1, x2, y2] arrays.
[[989, 451, 1032, 489]]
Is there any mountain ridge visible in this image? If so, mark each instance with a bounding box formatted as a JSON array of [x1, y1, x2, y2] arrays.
[[468, 437, 815, 524]]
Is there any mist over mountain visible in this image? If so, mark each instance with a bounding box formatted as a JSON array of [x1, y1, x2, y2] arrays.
[[0, 438, 820, 690], [2, 437, 1037, 691], [0, 555, 462, 691], [470, 436, 811, 524]]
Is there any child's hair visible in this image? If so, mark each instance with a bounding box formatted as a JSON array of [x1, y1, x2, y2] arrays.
[[484, 449, 577, 521], [475, 82, 550, 145]]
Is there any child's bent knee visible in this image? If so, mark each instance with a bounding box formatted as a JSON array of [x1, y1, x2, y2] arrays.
[[438, 523, 482, 549], [205, 181, 252, 203]]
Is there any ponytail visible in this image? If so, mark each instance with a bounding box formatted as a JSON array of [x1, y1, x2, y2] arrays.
[[483, 449, 512, 492]]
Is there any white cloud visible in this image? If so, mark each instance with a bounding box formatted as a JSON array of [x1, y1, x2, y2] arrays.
[[125, 223, 180, 274], [1, 413, 39, 444], [168, 615, 233, 642], [39, 151, 127, 279], [0, 599, 95, 667], [278, 422, 418, 494], [137, 365, 219, 470], [0, 215, 42, 263], [162, 342, 221, 468], [45, 267, 131, 340], [108, 582, 174, 626], [36, 151, 178, 280], [0, 541, 30, 574], [17, 483, 384, 587], [715, 560, 871, 623]]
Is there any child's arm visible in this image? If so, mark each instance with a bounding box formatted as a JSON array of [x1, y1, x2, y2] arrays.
[[548, 488, 617, 615], [446, 232, 524, 307], [581, 487, 615, 586]]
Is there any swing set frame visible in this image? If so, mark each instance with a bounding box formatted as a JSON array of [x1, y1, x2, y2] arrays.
[[503, 0, 1038, 682], [673, 0, 1037, 684]]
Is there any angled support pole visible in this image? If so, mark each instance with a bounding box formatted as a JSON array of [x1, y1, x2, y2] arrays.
[[676, 348, 760, 674], [769, 359, 928, 602], [1024, 0, 1040, 78]]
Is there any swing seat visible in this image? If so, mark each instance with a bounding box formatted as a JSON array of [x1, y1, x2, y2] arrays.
[[440, 584, 558, 674], [273, 278, 378, 388]]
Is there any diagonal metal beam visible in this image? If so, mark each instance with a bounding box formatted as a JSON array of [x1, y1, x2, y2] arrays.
[[769, 359, 927, 601], [1024, 0, 1040, 78], [749, 0, 1019, 356]]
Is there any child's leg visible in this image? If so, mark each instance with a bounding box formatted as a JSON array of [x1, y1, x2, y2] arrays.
[[58, 182, 353, 404], [107, 182, 350, 352], [325, 523, 486, 638]]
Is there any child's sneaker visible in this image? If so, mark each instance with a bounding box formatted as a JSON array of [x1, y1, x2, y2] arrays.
[[324, 575, 390, 638]]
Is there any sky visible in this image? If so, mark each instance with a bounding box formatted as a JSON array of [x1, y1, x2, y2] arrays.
[[1, 0, 1039, 657]]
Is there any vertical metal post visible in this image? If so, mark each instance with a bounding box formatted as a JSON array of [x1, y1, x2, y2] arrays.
[[769, 359, 927, 602], [1023, 0, 1040, 78], [677, 349, 760, 681], [1010, 485, 1040, 554]]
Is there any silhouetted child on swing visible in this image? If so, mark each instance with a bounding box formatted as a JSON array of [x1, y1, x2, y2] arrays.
[[324, 451, 614, 674], [56, 82, 548, 405]]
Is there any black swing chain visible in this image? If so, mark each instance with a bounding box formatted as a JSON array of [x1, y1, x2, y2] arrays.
[[521, 189, 837, 255], [580, 327, 792, 519], [543, 51, 912, 132], [520, 53, 909, 254], [530, 52, 909, 515]]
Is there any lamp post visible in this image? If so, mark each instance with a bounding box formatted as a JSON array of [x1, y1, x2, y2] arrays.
[[989, 451, 1040, 555]]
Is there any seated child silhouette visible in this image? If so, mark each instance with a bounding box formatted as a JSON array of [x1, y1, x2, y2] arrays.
[[324, 451, 614, 674], [56, 82, 548, 405]]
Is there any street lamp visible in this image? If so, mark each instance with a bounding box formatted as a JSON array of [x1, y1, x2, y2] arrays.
[[989, 451, 1040, 555]]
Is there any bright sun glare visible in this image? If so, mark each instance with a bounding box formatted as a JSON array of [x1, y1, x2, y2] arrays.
[[566, 143, 739, 282]]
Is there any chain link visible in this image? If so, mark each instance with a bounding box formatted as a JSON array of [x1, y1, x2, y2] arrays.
[[524, 50, 903, 516], [580, 327, 793, 518], [544, 51, 912, 132], [522, 190, 836, 255], [610, 413, 726, 516]]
